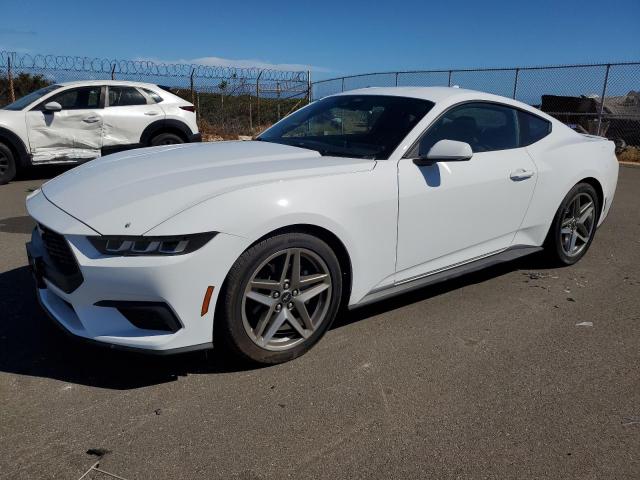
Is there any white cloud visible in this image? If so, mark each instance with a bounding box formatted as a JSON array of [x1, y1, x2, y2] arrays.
[[135, 55, 330, 73]]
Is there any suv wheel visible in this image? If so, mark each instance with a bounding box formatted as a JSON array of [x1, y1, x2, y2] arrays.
[[217, 233, 343, 365], [150, 132, 184, 146], [0, 143, 16, 185]]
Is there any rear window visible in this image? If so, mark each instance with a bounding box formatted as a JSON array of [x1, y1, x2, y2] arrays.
[[518, 110, 552, 146]]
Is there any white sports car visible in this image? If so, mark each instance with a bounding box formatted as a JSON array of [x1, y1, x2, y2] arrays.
[[26, 87, 619, 364]]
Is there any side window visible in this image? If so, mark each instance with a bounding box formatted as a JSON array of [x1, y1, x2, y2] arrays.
[[518, 110, 551, 146], [418, 102, 519, 154], [142, 88, 164, 103], [42, 86, 101, 110], [108, 87, 148, 107]]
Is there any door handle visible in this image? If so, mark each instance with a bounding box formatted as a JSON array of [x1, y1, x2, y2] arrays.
[[83, 116, 100, 123], [510, 169, 535, 181], [144, 111, 159, 116]]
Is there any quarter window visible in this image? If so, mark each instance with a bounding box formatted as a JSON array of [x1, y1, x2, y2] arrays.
[[41, 86, 102, 110], [518, 110, 551, 146], [418, 102, 519, 155], [142, 88, 164, 103], [108, 87, 147, 106]]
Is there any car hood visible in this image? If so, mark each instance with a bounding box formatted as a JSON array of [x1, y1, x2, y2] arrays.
[[41, 141, 375, 235]]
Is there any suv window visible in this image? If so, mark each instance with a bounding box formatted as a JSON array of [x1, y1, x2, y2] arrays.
[[518, 110, 551, 146], [40, 86, 102, 110], [142, 88, 164, 103], [108, 87, 147, 106], [418, 102, 519, 155]]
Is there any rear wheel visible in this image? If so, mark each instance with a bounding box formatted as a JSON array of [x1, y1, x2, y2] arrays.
[[150, 132, 183, 146], [0, 143, 16, 185], [545, 183, 599, 265], [217, 233, 342, 364]]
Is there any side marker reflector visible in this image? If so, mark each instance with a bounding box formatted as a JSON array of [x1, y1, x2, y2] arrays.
[[201, 286, 215, 316]]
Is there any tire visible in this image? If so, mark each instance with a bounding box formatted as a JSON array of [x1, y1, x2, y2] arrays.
[[545, 182, 600, 265], [0, 142, 16, 185], [217, 233, 343, 365], [149, 132, 184, 146]]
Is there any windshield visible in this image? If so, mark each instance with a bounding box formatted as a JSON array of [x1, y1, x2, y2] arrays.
[[3, 85, 61, 111], [258, 95, 434, 160]]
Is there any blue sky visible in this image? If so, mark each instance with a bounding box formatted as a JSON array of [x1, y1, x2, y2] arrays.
[[1, 0, 639, 80]]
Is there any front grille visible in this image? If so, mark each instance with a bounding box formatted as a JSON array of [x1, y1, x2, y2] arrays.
[[40, 225, 79, 275], [39, 224, 83, 293]]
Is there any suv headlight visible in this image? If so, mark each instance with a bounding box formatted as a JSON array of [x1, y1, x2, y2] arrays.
[[88, 232, 216, 256]]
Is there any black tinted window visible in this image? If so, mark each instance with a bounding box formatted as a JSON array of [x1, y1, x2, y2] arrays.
[[518, 110, 551, 146], [108, 87, 147, 106], [45, 86, 101, 110], [419, 102, 519, 154]]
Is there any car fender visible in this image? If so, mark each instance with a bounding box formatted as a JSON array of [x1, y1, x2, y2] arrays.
[[0, 125, 30, 168], [139, 119, 194, 145], [514, 132, 618, 246], [145, 164, 399, 305]]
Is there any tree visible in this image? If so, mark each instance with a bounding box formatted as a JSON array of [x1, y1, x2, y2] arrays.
[[0, 72, 51, 106]]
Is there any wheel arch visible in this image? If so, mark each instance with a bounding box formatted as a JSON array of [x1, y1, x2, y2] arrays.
[[0, 127, 30, 169], [140, 119, 192, 145], [578, 176, 604, 218], [219, 223, 354, 312]]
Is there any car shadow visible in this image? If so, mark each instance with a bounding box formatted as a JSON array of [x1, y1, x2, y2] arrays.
[[15, 164, 75, 181], [0, 252, 558, 390]]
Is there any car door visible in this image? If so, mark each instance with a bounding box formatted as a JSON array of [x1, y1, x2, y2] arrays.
[[396, 102, 537, 282], [25, 85, 104, 163], [102, 86, 165, 149]]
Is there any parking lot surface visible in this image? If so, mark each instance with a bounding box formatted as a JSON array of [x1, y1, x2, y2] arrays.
[[1, 166, 639, 479]]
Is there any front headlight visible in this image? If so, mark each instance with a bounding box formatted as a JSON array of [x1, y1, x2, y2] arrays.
[[88, 232, 217, 256]]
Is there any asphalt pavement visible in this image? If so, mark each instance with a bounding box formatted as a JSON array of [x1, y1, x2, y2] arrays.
[[1, 165, 638, 479]]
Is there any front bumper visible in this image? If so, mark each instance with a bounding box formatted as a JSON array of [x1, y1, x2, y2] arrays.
[[26, 192, 249, 353]]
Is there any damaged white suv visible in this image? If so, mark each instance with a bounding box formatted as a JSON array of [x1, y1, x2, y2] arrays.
[[0, 80, 200, 184]]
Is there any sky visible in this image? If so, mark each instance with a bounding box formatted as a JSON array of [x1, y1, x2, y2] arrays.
[[1, 0, 639, 80]]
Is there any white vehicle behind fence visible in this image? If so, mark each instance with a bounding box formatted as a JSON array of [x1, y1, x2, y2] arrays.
[[0, 80, 201, 184]]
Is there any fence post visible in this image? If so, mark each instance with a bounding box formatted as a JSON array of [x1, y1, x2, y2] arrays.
[[276, 81, 281, 119], [395, 72, 399, 87], [7, 56, 15, 103], [307, 69, 312, 104], [111, 63, 116, 80], [341, 77, 345, 92], [597, 64, 611, 136], [190, 68, 195, 108], [447, 70, 452, 87], [512, 68, 520, 99], [256, 70, 263, 127]]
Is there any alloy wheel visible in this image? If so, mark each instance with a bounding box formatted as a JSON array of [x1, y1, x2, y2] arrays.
[[241, 248, 332, 351], [560, 192, 596, 257]]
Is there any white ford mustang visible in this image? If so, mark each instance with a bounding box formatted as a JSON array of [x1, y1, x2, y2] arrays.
[[26, 87, 619, 364]]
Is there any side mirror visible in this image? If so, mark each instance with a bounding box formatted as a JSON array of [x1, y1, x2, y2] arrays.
[[44, 101, 62, 113], [413, 139, 473, 166]]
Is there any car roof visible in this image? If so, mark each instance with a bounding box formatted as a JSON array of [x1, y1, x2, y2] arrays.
[[335, 86, 553, 119], [56, 80, 163, 89]]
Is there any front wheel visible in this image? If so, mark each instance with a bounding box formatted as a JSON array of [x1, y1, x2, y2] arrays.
[[217, 233, 342, 364], [0, 143, 16, 185], [545, 183, 600, 265]]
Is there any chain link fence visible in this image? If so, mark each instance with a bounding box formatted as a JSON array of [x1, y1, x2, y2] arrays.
[[312, 62, 640, 158], [0, 51, 311, 139]]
